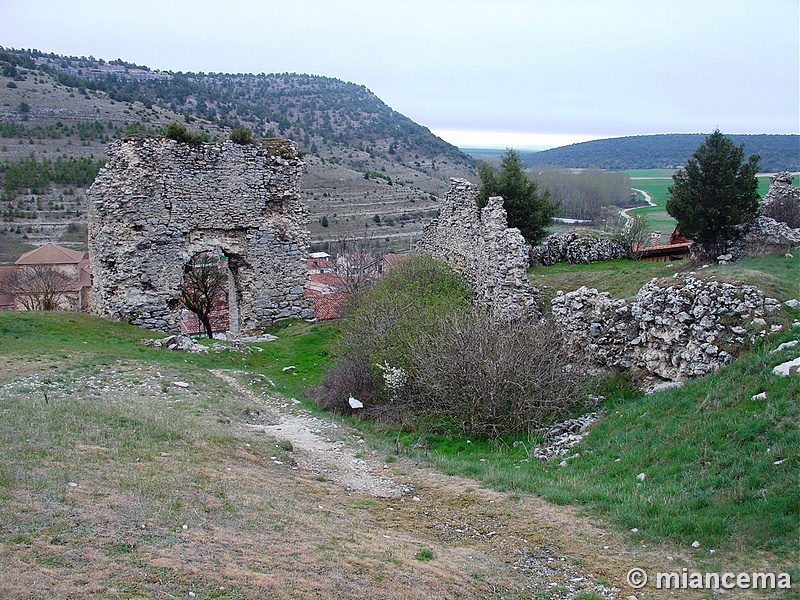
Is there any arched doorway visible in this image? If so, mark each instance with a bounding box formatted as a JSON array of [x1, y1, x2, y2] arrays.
[[179, 251, 230, 338]]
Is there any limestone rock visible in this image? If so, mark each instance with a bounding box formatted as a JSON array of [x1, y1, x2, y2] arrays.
[[530, 231, 629, 266], [552, 275, 779, 383]]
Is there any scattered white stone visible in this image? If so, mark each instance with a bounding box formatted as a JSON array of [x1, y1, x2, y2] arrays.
[[751, 391, 767, 401], [771, 340, 799, 354], [348, 396, 363, 409], [691, 540, 700, 548], [532, 412, 602, 460], [282, 365, 296, 372], [182, 523, 188, 530], [631, 528, 639, 533], [784, 299, 800, 309], [173, 381, 189, 388], [67, 481, 78, 487], [772, 356, 800, 377], [773, 459, 785, 465], [636, 472, 646, 481]]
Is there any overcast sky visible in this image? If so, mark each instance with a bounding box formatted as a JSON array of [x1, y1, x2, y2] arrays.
[[2, 0, 798, 149]]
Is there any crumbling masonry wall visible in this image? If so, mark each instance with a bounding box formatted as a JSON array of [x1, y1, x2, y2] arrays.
[[88, 136, 314, 335], [417, 178, 539, 319]]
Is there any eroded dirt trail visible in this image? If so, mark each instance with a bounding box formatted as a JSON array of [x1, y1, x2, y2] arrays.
[[211, 369, 409, 498], [210, 368, 704, 600], [0, 360, 710, 599]]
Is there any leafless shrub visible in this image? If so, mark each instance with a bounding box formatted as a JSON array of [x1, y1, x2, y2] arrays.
[[404, 311, 586, 438], [0, 265, 74, 311], [313, 356, 380, 415]]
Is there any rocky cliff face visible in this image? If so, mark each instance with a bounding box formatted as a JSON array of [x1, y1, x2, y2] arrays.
[[88, 136, 313, 335]]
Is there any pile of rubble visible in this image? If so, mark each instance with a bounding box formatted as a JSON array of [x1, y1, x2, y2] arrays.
[[531, 412, 603, 461], [141, 334, 208, 353], [552, 275, 783, 382], [530, 231, 629, 266]]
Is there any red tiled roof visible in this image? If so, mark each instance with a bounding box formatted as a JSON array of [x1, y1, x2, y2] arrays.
[[15, 243, 85, 265], [308, 272, 342, 288], [305, 288, 347, 321]]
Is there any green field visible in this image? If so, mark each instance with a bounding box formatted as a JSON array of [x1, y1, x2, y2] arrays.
[[624, 171, 794, 244]]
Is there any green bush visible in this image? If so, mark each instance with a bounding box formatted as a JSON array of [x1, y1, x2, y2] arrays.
[[229, 126, 254, 145], [315, 255, 585, 437], [315, 255, 472, 414], [164, 122, 204, 145]]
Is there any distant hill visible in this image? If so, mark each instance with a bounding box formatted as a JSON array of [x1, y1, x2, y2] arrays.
[[518, 134, 799, 172], [0, 47, 476, 262], [10, 49, 473, 174]]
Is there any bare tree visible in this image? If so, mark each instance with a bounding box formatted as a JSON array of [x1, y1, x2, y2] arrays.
[[614, 213, 651, 259], [0, 265, 74, 311], [331, 232, 386, 294], [180, 253, 228, 338]]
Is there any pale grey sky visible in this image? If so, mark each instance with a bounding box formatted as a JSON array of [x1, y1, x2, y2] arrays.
[[2, 0, 798, 149]]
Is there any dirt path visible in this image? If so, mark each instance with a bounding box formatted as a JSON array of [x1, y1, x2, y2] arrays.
[[210, 368, 705, 600], [0, 360, 713, 599], [620, 188, 656, 225], [211, 369, 409, 498]]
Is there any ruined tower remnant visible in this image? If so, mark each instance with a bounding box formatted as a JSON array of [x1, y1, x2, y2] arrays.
[[417, 178, 540, 320], [88, 136, 314, 335]]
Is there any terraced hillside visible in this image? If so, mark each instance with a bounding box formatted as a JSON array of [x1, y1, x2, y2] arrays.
[[0, 49, 475, 262]]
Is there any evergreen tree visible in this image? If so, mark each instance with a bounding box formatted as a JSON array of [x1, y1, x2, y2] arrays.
[[477, 149, 556, 245], [666, 130, 760, 252]]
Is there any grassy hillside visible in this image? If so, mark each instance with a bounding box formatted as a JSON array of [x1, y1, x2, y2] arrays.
[[2, 254, 798, 583]]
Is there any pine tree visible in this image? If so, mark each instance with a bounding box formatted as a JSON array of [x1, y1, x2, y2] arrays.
[[666, 130, 760, 253], [477, 149, 557, 245]]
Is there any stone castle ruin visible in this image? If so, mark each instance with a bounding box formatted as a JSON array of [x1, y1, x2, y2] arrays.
[[417, 178, 539, 320], [87, 136, 314, 335]]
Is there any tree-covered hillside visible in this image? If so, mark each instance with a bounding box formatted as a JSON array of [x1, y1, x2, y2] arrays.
[[5, 48, 472, 173], [0, 47, 475, 261], [523, 134, 798, 172]]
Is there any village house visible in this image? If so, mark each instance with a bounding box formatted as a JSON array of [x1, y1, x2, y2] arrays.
[[0, 243, 92, 312]]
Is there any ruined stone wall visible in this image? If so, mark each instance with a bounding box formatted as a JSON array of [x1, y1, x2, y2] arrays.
[[761, 171, 800, 214], [551, 276, 783, 383], [416, 178, 539, 319], [88, 136, 314, 335], [530, 231, 630, 266]]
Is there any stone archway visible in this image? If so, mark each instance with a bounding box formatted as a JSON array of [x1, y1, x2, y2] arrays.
[[87, 136, 316, 334], [179, 250, 230, 338]]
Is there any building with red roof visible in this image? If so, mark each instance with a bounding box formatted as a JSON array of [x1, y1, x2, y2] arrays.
[[0, 243, 92, 311]]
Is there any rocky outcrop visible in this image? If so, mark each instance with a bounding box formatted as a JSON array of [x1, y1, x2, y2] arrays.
[[552, 276, 782, 382], [416, 178, 539, 320], [530, 231, 630, 266], [88, 136, 314, 335]]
